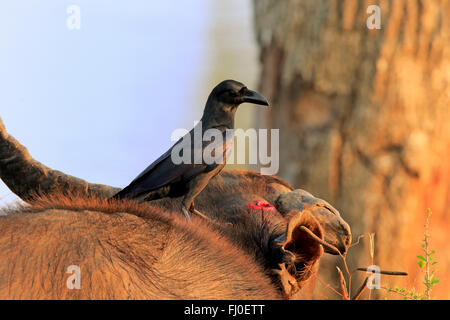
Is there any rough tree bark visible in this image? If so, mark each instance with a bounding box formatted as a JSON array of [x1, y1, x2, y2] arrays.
[[253, 0, 450, 299]]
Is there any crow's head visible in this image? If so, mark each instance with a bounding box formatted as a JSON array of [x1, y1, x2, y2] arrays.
[[208, 79, 269, 108]]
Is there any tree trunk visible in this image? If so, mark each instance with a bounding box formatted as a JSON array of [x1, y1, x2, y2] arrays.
[[253, 0, 450, 299]]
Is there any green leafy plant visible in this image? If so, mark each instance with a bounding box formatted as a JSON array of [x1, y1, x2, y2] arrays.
[[418, 208, 440, 299], [382, 208, 440, 300]]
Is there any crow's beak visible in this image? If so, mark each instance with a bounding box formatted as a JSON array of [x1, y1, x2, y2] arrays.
[[243, 90, 269, 106]]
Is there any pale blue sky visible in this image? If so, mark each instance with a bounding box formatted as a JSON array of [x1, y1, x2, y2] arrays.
[[0, 0, 259, 205]]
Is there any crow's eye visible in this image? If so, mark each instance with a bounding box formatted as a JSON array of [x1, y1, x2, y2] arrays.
[[228, 90, 238, 97]]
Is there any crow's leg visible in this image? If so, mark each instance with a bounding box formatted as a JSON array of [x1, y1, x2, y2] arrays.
[[181, 193, 194, 221], [181, 205, 192, 221], [181, 201, 211, 221], [181, 195, 211, 221], [189, 202, 211, 221], [181, 176, 212, 221]]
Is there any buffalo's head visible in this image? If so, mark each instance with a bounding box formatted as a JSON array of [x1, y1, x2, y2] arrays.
[[275, 189, 351, 255], [263, 190, 351, 298]]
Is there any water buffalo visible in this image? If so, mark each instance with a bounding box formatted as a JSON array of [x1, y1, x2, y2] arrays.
[[0, 170, 350, 299], [0, 117, 351, 299], [0, 193, 322, 299]]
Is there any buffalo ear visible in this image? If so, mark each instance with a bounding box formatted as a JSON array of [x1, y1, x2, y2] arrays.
[[271, 209, 324, 298]]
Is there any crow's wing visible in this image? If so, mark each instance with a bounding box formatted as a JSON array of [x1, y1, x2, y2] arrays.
[[114, 154, 210, 199], [114, 128, 225, 199]]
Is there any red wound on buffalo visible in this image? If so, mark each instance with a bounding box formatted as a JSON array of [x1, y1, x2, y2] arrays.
[[247, 200, 275, 248]]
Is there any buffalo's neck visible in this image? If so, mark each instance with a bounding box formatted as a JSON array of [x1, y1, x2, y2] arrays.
[[211, 216, 285, 270]]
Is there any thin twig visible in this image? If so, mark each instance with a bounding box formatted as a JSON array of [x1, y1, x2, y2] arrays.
[[335, 251, 351, 298], [351, 277, 368, 300], [299, 226, 341, 255], [303, 264, 344, 298], [346, 233, 366, 298], [348, 234, 365, 249], [336, 266, 349, 300], [380, 286, 416, 300], [424, 209, 431, 300], [339, 256, 352, 298], [368, 233, 375, 300], [356, 268, 408, 276]]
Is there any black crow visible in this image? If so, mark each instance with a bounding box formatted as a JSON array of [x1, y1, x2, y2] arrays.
[[112, 80, 269, 220]]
